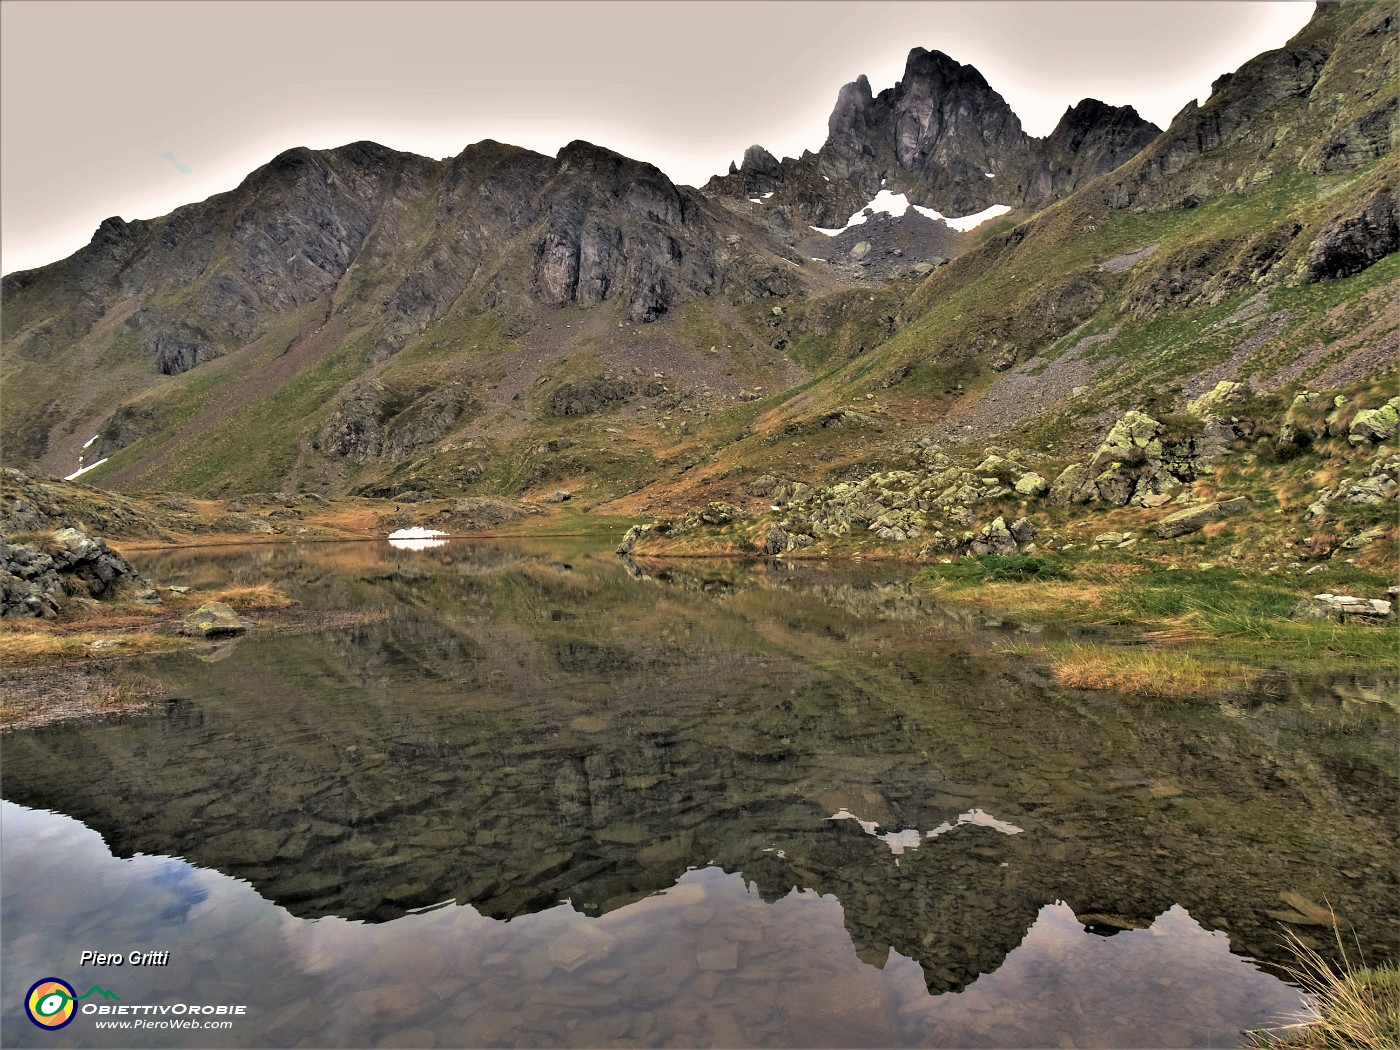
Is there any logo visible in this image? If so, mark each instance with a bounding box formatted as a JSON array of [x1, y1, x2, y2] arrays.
[[24, 979, 120, 1030]]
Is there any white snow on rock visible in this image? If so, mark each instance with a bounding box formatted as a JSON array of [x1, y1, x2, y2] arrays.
[[82, 434, 99, 449], [985, 172, 996, 178], [762, 191, 774, 199], [810, 191, 1010, 237], [749, 198, 763, 204], [64, 458, 108, 481]]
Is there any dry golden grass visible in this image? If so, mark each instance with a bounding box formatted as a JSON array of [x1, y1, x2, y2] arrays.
[[1252, 923, 1400, 1049], [0, 628, 183, 668], [208, 583, 297, 609], [1035, 642, 1262, 697]]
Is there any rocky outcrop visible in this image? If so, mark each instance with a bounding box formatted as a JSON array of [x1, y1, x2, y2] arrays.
[[1, 528, 158, 618], [545, 375, 637, 417], [1303, 184, 1400, 282], [1348, 398, 1400, 445], [321, 382, 475, 463]]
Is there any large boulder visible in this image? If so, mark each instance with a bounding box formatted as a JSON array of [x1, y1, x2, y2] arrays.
[[181, 602, 255, 637], [1153, 497, 1250, 539], [1348, 398, 1400, 446], [1290, 593, 1393, 625]]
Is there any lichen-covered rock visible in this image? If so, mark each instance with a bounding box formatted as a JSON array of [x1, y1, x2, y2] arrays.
[[1091, 411, 1164, 469], [1153, 497, 1250, 539], [1348, 398, 1400, 445], [546, 375, 637, 417], [1049, 463, 1097, 506], [1013, 472, 1049, 497], [968, 516, 1019, 556], [1185, 381, 1247, 418], [181, 602, 254, 637], [1277, 391, 1324, 453]]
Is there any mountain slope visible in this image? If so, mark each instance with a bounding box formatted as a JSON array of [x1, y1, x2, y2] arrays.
[[1, 2, 1394, 511]]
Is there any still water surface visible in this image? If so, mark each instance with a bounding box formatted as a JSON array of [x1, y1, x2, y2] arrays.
[[2, 540, 1396, 1048]]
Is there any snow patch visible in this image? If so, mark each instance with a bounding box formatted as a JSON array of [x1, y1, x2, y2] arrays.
[[748, 198, 763, 204], [64, 458, 108, 482], [985, 172, 996, 178], [944, 204, 1012, 232], [762, 191, 774, 199], [388, 527, 448, 539], [809, 192, 1010, 237], [388, 526, 448, 550], [82, 434, 99, 449]]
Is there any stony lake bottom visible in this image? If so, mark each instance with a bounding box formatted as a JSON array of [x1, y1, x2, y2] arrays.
[[1, 539, 1396, 1049]]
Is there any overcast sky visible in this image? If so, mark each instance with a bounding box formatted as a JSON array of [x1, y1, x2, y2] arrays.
[[1, 1, 1315, 275]]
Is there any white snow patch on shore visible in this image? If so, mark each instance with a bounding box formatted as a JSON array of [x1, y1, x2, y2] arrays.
[[388, 527, 447, 539], [64, 458, 108, 481], [386, 526, 445, 551], [388, 527, 449, 550]]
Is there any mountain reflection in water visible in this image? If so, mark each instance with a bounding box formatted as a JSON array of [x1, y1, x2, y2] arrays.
[[2, 539, 1395, 1048]]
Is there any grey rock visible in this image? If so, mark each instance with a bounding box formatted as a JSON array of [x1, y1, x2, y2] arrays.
[[1153, 497, 1250, 539], [615, 524, 650, 555], [1290, 593, 1394, 625]]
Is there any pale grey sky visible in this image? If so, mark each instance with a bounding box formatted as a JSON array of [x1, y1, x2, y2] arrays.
[[1, 1, 1315, 275]]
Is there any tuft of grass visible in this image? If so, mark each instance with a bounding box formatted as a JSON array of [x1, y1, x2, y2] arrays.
[[1250, 921, 1400, 1049]]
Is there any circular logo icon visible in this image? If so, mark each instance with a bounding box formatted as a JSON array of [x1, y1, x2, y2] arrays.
[[25, 978, 77, 1030]]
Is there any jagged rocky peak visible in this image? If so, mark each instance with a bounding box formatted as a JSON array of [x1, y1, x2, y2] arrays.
[[710, 46, 1161, 221]]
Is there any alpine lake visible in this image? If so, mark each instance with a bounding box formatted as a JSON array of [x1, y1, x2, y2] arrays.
[[2, 538, 1396, 1049]]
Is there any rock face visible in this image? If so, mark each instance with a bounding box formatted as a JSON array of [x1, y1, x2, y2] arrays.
[[1, 528, 158, 618], [1304, 184, 1400, 282]]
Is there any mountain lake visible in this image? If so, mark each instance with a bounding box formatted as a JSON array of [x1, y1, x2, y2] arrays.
[[2, 539, 1396, 1048]]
